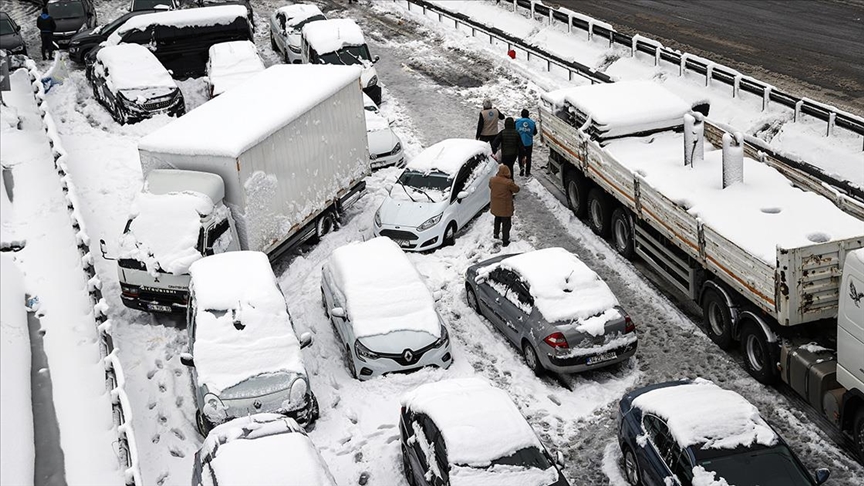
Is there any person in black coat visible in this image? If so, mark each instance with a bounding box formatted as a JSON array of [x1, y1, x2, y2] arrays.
[[491, 117, 526, 178], [36, 7, 57, 61]]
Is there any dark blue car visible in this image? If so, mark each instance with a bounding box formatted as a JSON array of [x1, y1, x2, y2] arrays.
[[617, 380, 831, 486]]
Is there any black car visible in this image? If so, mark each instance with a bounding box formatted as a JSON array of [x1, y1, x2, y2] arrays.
[[67, 10, 155, 63], [46, 0, 97, 48], [0, 12, 26, 56], [617, 380, 831, 486]]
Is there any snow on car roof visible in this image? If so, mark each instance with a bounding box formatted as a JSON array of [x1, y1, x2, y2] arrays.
[[302, 18, 365, 54], [208, 41, 265, 97], [189, 252, 305, 393], [479, 248, 619, 323], [327, 237, 440, 339], [631, 379, 778, 450], [95, 44, 176, 92], [407, 139, 491, 176], [401, 378, 542, 467], [107, 5, 248, 45], [277, 4, 323, 26], [138, 64, 362, 158]]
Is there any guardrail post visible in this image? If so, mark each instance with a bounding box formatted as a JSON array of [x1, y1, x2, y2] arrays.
[[513, 0, 517, 13], [567, 14, 572, 33], [609, 30, 613, 48], [827, 111, 836, 137], [631, 36, 637, 57], [706, 64, 713, 87], [568, 70, 573, 81], [794, 99, 803, 122], [762, 86, 771, 111], [679, 53, 687, 76], [733, 75, 741, 98], [654, 47, 660, 66], [438, 12, 441, 22], [547, 58, 551, 71]]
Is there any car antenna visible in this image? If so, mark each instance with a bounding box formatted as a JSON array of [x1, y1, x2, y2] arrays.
[[563, 269, 575, 293]]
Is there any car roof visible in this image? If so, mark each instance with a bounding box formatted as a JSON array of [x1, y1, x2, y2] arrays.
[[405, 138, 490, 176], [95, 43, 176, 91], [302, 18, 365, 54]]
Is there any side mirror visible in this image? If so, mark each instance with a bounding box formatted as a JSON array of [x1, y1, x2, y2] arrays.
[[814, 468, 830, 485], [99, 238, 116, 260], [456, 191, 469, 201], [330, 307, 346, 319], [384, 183, 393, 193], [179, 352, 194, 367], [554, 451, 565, 467], [299, 332, 313, 349], [372, 55, 380, 64]]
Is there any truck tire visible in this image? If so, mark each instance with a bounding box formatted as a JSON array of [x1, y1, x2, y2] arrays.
[[313, 211, 337, 242], [739, 322, 778, 385], [564, 170, 588, 218], [855, 409, 864, 464], [611, 208, 635, 259], [701, 289, 734, 349], [588, 188, 612, 237]]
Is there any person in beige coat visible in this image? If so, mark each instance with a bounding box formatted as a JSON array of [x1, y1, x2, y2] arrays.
[[489, 164, 520, 247]]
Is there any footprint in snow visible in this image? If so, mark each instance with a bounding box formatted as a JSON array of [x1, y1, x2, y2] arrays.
[[171, 428, 185, 440], [169, 447, 185, 458], [155, 359, 164, 369], [175, 396, 184, 408], [146, 368, 159, 380], [155, 472, 169, 486], [151, 434, 160, 444]]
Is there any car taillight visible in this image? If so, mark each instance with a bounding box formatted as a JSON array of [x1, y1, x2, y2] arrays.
[[624, 315, 635, 333], [544, 332, 569, 349]]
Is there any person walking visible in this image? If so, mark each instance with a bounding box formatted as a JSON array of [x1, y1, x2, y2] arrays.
[[489, 164, 520, 247], [491, 117, 525, 178], [515, 109, 537, 177], [475, 99, 504, 144], [37, 7, 56, 61]]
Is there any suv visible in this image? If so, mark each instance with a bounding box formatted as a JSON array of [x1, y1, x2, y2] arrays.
[[0, 12, 26, 56], [68, 10, 155, 63], [46, 0, 96, 48]]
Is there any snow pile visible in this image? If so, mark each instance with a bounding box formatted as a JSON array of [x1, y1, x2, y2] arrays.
[[691, 466, 732, 486], [277, 4, 325, 29], [96, 44, 176, 92], [302, 19, 366, 54], [326, 237, 440, 339], [0, 103, 19, 131], [401, 378, 542, 467], [631, 379, 778, 449], [408, 138, 491, 176], [189, 251, 305, 394], [0, 255, 34, 486], [107, 5, 248, 45], [478, 248, 619, 323], [208, 41, 265, 97]]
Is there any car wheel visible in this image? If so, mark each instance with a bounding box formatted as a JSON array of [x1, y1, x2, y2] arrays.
[[465, 284, 480, 313], [346, 345, 357, 379], [401, 443, 417, 486], [587, 188, 612, 237], [622, 445, 642, 486], [270, 33, 277, 51], [443, 222, 457, 247], [701, 288, 734, 349], [308, 392, 320, 422], [564, 170, 588, 218], [195, 410, 212, 437], [740, 321, 778, 385], [611, 208, 635, 259], [522, 341, 544, 376]]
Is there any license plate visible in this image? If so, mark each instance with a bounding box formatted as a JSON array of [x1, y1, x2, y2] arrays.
[[394, 239, 411, 247], [147, 304, 173, 313], [587, 352, 617, 365]]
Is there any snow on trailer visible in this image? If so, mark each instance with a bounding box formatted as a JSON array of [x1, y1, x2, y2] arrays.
[[407, 138, 492, 176], [106, 4, 249, 45], [95, 43, 177, 93], [302, 18, 366, 55], [207, 40, 265, 97]]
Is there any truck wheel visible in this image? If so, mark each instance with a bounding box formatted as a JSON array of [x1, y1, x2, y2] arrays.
[[739, 322, 778, 384], [564, 171, 588, 218], [314, 212, 336, 241], [588, 189, 612, 237], [855, 409, 864, 464], [611, 208, 635, 259], [701, 289, 734, 349]]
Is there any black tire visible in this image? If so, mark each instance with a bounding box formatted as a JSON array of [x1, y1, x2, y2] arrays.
[[270, 33, 277, 51], [465, 284, 480, 313], [346, 345, 357, 379], [587, 188, 613, 237], [522, 341, 544, 376], [701, 288, 734, 350], [308, 392, 320, 422], [443, 222, 457, 247], [195, 410, 213, 437], [621, 445, 642, 486], [401, 443, 417, 486], [313, 211, 336, 242], [854, 409, 864, 464], [564, 170, 588, 218], [611, 208, 635, 259], [739, 321, 778, 384]]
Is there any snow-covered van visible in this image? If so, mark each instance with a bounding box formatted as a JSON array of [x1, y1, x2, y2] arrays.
[[112, 65, 369, 313], [301, 19, 382, 104]]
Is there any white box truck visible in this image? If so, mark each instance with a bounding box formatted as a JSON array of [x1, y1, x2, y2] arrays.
[[107, 64, 369, 313], [539, 80, 864, 460]]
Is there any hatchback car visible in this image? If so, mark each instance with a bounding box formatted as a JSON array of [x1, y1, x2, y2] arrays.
[[182, 251, 318, 434], [373, 139, 497, 251], [400, 378, 570, 486], [86, 43, 185, 124], [67, 10, 154, 63], [46, 0, 96, 48], [465, 247, 637, 375], [321, 237, 453, 380], [364, 94, 404, 169], [618, 379, 831, 486], [269, 4, 325, 64], [0, 12, 27, 56], [192, 414, 337, 486], [206, 40, 264, 97]]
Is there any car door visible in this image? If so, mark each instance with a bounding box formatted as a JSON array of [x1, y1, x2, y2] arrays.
[[464, 155, 493, 217], [406, 413, 436, 486], [639, 414, 681, 486], [321, 268, 351, 347], [475, 268, 510, 334], [494, 269, 529, 344], [274, 12, 287, 54], [449, 162, 473, 228]]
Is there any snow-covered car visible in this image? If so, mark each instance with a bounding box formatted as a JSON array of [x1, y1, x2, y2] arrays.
[[86, 43, 185, 124], [192, 414, 337, 486], [0, 12, 27, 56], [182, 251, 318, 434], [363, 94, 403, 169], [47, 0, 97, 48], [400, 378, 570, 486], [373, 139, 497, 251], [269, 4, 325, 64], [206, 40, 265, 98], [320, 237, 453, 380], [617, 379, 830, 486], [301, 18, 381, 104], [465, 248, 637, 375], [129, 0, 177, 12]]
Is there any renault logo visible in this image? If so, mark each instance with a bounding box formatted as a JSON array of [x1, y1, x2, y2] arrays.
[[253, 400, 262, 409], [403, 350, 414, 363]]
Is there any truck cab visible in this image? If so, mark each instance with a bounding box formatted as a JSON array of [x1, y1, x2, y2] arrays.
[[115, 169, 240, 313]]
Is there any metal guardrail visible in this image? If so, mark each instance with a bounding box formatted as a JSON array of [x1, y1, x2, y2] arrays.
[[23, 58, 142, 486]]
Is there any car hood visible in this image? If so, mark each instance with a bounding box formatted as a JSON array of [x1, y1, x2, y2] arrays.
[[367, 126, 399, 155], [360, 329, 438, 354], [55, 17, 86, 34], [119, 87, 177, 104], [0, 33, 24, 49], [378, 196, 448, 228], [70, 28, 103, 44]]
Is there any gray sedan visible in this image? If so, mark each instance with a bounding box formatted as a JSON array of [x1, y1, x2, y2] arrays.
[[464, 248, 637, 375]]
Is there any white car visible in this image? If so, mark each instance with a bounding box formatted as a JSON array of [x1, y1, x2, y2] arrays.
[[373, 139, 497, 251], [363, 94, 403, 169], [320, 237, 453, 380], [269, 4, 325, 64], [206, 40, 265, 97]]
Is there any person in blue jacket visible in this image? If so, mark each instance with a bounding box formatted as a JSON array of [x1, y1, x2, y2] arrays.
[[36, 7, 57, 61], [515, 109, 538, 177]]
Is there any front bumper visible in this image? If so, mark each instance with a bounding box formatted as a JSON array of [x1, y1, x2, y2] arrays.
[[370, 149, 404, 170], [120, 284, 188, 313], [542, 335, 638, 374], [352, 342, 452, 381], [53, 32, 77, 48], [373, 218, 447, 252]]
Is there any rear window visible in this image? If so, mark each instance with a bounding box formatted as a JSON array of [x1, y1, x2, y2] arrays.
[[48, 2, 85, 20]]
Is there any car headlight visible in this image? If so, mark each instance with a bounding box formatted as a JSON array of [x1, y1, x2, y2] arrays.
[[392, 142, 402, 154], [374, 207, 382, 227], [367, 75, 378, 88], [288, 377, 307, 405], [434, 325, 449, 348], [417, 213, 443, 231], [288, 44, 301, 53], [69, 46, 79, 53], [355, 340, 379, 361], [203, 393, 228, 423]]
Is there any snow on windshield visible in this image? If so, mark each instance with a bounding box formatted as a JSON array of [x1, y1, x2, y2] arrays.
[[449, 464, 559, 486], [48, 2, 84, 19], [390, 169, 451, 203]]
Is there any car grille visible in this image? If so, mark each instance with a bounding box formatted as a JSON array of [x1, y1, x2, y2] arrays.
[[139, 286, 188, 304], [372, 146, 400, 159], [377, 340, 438, 366], [142, 96, 176, 111], [379, 229, 417, 241]]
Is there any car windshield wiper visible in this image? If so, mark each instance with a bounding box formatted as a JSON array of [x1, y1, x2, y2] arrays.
[[412, 186, 435, 203], [397, 180, 416, 203]]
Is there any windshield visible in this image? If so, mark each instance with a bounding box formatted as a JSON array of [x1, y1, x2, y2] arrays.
[[696, 445, 813, 486], [219, 371, 292, 400], [317, 45, 371, 66], [133, 0, 173, 10], [459, 447, 552, 471], [289, 14, 324, 32], [48, 2, 86, 19], [398, 170, 451, 191], [0, 19, 14, 35]]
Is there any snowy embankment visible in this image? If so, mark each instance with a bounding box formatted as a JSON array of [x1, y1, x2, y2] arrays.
[[0, 64, 124, 485]]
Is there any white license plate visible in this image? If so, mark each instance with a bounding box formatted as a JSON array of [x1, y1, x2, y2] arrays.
[[147, 304, 173, 313], [394, 239, 411, 247], [587, 352, 617, 365]]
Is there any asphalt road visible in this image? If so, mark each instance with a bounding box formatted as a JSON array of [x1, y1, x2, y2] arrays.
[[555, 0, 864, 113]]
